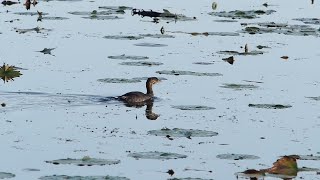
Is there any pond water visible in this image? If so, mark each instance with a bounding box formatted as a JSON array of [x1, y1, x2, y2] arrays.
[[1, 0, 320, 179]]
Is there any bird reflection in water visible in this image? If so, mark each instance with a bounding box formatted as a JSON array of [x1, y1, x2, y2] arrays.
[[121, 99, 160, 120]]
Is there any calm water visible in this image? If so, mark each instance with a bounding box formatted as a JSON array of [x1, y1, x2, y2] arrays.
[[1, 0, 320, 179]]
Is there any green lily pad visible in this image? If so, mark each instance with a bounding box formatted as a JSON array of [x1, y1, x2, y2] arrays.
[[0, 172, 15, 179], [248, 104, 292, 109], [97, 78, 141, 83], [172, 105, 215, 110], [119, 61, 163, 66], [216, 153, 260, 160], [156, 70, 222, 77], [209, 10, 276, 19], [45, 156, 120, 166], [220, 83, 258, 90], [128, 151, 187, 160], [217, 50, 264, 56], [39, 175, 129, 180], [108, 54, 149, 60], [134, 43, 168, 47], [148, 128, 218, 137], [0, 63, 23, 83]]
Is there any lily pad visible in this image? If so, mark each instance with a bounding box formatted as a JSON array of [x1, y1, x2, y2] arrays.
[[209, 10, 276, 19], [139, 34, 175, 38], [108, 54, 149, 60], [14, 12, 49, 16], [98, 6, 133, 11], [172, 105, 215, 110], [169, 178, 213, 180], [241, 22, 320, 36], [39, 175, 129, 180], [82, 16, 122, 20], [306, 96, 320, 101], [45, 156, 120, 166], [293, 18, 320, 25], [103, 35, 143, 40], [97, 78, 141, 83], [134, 43, 168, 47], [156, 70, 222, 77], [217, 50, 264, 56], [119, 61, 163, 66], [148, 128, 218, 137], [248, 104, 292, 109], [128, 151, 187, 160], [0, 172, 15, 179], [42, 17, 69, 20], [216, 153, 260, 160], [15, 27, 51, 34], [220, 83, 258, 90]]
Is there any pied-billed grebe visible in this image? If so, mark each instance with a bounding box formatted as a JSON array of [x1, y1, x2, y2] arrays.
[[119, 77, 161, 104]]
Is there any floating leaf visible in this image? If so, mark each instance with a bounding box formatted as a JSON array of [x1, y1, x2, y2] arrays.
[[103, 35, 143, 40], [220, 83, 258, 90], [45, 157, 120, 166], [209, 10, 276, 19], [37, 48, 55, 55], [119, 61, 163, 66], [148, 128, 218, 138], [39, 175, 129, 180], [108, 54, 149, 60], [172, 105, 215, 110], [134, 43, 168, 47], [218, 50, 264, 56], [156, 70, 222, 77], [216, 153, 260, 160], [128, 151, 187, 160], [0, 172, 15, 179], [97, 78, 141, 83], [248, 104, 292, 109]]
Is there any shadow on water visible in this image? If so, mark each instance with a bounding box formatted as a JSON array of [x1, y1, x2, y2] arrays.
[[0, 91, 160, 120]]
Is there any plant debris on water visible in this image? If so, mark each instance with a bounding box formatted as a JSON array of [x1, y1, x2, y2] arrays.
[[134, 43, 168, 47], [0, 63, 23, 83], [128, 151, 187, 160], [148, 128, 218, 138], [172, 105, 215, 110], [248, 104, 292, 109], [45, 156, 120, 166], [156, 70, 222, 77], [39, 175, 130, 180], [216, 153, 260, 160]]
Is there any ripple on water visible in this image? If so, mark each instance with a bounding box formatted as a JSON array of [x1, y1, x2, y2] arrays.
[[134, 43, 168, 47], [172, 105, 215, 110], [108, 54, 149, 60]]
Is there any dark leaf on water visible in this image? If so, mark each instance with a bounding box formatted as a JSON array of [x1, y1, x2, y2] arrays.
[[248, 104, 292, 109], [0, 63, 23, 83], [222, 56, 234, 65]]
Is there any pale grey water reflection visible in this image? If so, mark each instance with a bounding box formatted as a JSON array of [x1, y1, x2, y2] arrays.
[[1, 0, 320, 179]]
